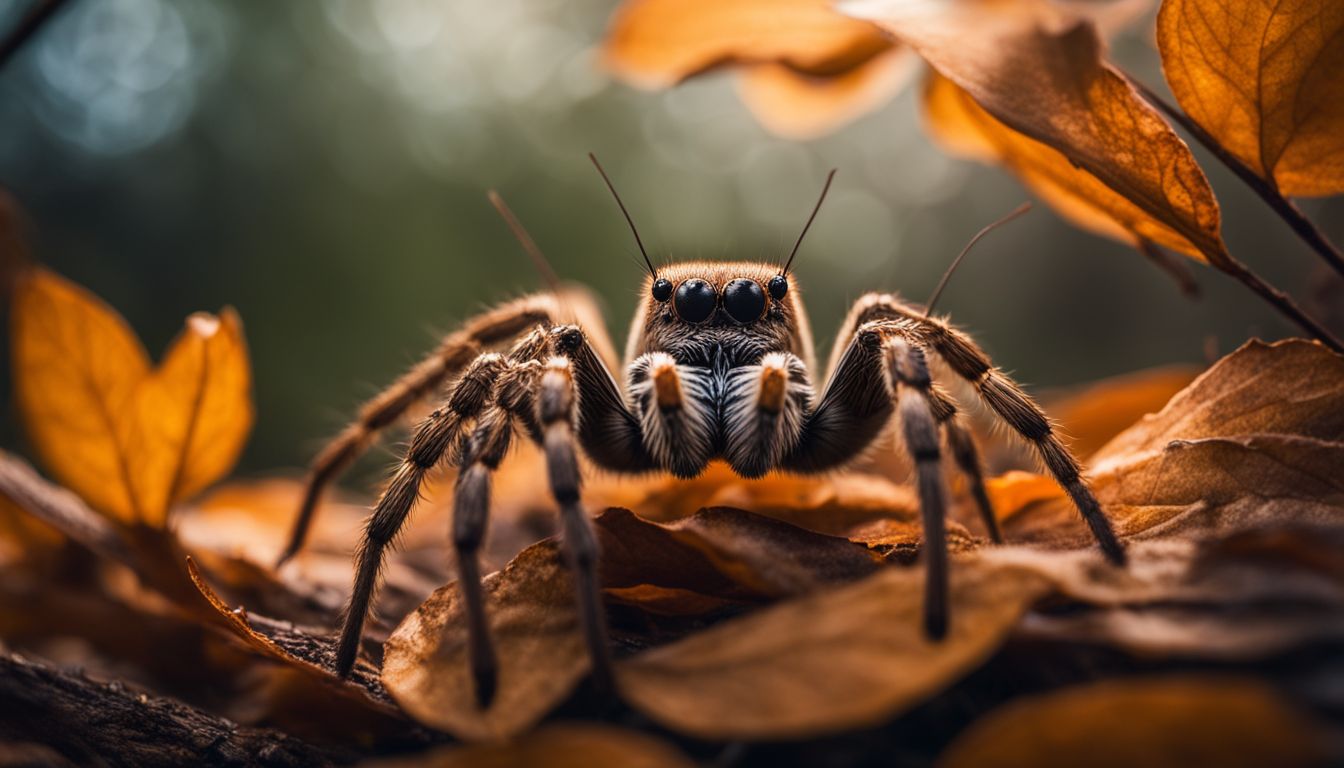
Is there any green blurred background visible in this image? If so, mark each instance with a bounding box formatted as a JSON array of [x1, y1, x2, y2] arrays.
[[0, 0, 1339, 488]]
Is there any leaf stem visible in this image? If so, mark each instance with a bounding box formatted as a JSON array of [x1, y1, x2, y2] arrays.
[[1219, 258, 1343, 353], [1130, 78, 1344, 280], [0, 0, 72, 71], [1136, 239, 1200, 299]]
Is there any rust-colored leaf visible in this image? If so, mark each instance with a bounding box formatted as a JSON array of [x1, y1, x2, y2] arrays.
[[616, 561, 1050, 739], [11, 268, 253, 527], [939, 677, 1331, 768], [366, 724, 695, 768], [737, 47, 918, 140], [846, 1, 1228, 264], [1158, 0, 1344, 196]]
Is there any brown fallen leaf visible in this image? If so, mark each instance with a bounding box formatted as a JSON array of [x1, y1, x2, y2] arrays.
[[1158, 0, 1344, 196], [381, 541, 588, 742], [938, 677, 1332, 768], [381, 506, 887, 740], [11, 268, 253, 527], [616, 560, 1051, 740], [364, 723, 695, 768]]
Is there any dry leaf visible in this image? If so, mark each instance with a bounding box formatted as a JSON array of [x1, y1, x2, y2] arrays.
[[1001, 525, 1344, 657], [381, 541, 589, 742], [603, 0, 892, 87], [938, 677, 1331, 768], [846, 0, 1228, 264], [1158, 0, 1344, 196], [365, 723, 695, 768], [1042, 365, 1199, 460], [616, 561, 1051, 740], [737, 47, 918, 139], [11, 268, 253, 527]]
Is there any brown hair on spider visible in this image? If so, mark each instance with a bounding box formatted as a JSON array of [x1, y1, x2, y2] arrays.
[[278, 159, 1126, 710]]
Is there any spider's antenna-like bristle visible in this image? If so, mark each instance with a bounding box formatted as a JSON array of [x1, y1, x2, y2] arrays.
[[924, 201, 1033, 317], [782, 168, 837, 276], [588, 152, 657, 278], [487, 190, 562, 294]]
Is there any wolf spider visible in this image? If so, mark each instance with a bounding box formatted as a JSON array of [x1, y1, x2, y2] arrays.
[[280, 159, 1125, 706]]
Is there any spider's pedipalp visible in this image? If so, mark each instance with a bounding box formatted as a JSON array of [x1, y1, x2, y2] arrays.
[[628, 352, 715, 477], [723, 352, 812, 478]]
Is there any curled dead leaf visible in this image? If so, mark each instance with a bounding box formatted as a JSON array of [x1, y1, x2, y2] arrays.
[[938, 677, 1333, 768], [845, 0, 1227, 264], [11, 268, 253, 527], [1158, 0, 1344, 196]]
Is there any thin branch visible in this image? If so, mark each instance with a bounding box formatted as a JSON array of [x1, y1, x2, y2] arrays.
[[0, 0, 73, 71], [1136, 239, 1200, 299], [1130, 77, 1344, 280]]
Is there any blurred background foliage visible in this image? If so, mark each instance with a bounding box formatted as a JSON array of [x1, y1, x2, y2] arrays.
[[0, 0, 1340, 484]]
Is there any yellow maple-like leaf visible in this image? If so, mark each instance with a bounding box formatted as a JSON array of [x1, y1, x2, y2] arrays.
[[11, 268, 253, 527], [1158, 0, 1344, 197]]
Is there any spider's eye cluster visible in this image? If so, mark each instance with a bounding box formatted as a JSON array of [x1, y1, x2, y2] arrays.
[[674, 278, 716, 323], [651, 278, 674, 302], [723, 278, 766, 323]]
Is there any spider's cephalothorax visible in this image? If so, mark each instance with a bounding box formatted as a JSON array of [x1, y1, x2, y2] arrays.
[[278, 166, 1126, 708]]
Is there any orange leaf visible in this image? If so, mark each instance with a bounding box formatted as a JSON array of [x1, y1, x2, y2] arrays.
[[602, 0, 892, 88], [737, 47, 919, 140], [940, 677, 1331, 768], [1158, 0, 1344, 197], [11, 268, 253, 526], [845, 1, 1228, 264]]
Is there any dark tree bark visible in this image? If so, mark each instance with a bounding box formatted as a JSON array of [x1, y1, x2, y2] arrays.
[[0, 652, 356, 767]]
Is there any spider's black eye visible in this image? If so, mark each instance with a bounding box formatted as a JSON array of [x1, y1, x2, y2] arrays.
[[651, 278, 673, 302], [768, 275, 789, 300], [723, 278, 766, 323], [674, 278, 716, 323]]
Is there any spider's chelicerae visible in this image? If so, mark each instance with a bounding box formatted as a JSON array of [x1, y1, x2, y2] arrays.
[[279, 158, 1126, 707]]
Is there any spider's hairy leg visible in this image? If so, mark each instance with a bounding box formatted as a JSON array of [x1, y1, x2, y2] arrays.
[[627, 352, 714, 477], [333, 352, 507, 677], [723, 352, 812, 478], [539, 354, 615, 697], [883, 337, 951, 639], [914, 318, 1125, 564], [281, 295, 560, 567], [452, 404, 516, 708], [913, 378, 1001, 544]]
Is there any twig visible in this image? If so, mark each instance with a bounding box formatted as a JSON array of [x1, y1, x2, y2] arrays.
[[1130, 77, 1344, 280], [0, 0, 74, 71], [0, 651, 355, 766], [1136, 239, 1200, 299]]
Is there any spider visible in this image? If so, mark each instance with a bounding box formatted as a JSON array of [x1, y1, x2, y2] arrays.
[[279, 157, 1126, 707]]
